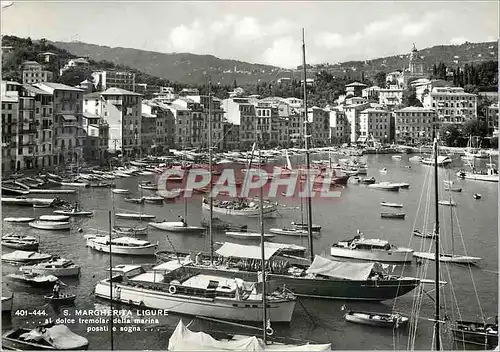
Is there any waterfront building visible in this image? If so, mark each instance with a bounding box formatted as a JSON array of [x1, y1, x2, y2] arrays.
[[35, 82, 85, 165], [308, 107, 330, 146], [411, 79, 451, 102], [486, 103, 499, 136], [422, 86, 477, 124], [221, 97, 255, 150], [82, 112, 109, 160], [1, 95, 19, 174], [344, 102, 370, 143], [92, 70, 136, 92], [140, 110, 157, 156], [21, 61, 53, 85], [222, 121, 240, 151], [345, 82, 367, 97], [142, 100, 176, 152], [327, 107, 349, 145], [199, 95, 225, 150], [394, 107, 437, 145], [359, 108, 392, 144]]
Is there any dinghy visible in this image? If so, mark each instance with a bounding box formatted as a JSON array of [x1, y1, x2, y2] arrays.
[[444, 186, 462, 192], [438, 200, 457, 206], [44, 293, 76, 305], [53, 209, 93, 216], [368, 182, 400, 191], [4, 217, 35, 223], [2, 234, 39, 251], [225, 231, 275, 240], [380, 202, 403, 208], [124, 197, 145, 204], [113, 226, 148, 235], [269, 228, 311, 236], [39, 215, 70, 222], [290, 222, 322, 232], [381, 212, 406, 219], [148, 221, 204, 233], [2, 250, 52, 265], [414, 252, 481, 265], [2, 324, 89, 350], [112, 189, 130, 194], [115, 213, 156, 220], [6, 272, 58, 287], [343, 309, 408, 329], [29, 220, 70, 230], [144, 196, 164, 204], [412, 229, 434, 239], [473, 193, 482, 199]]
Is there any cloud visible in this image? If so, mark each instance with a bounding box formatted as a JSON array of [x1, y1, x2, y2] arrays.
[[234, 17, 261, 41], [314, 32, 345, 49], [168, 21, 204, 52], [262, 36, 300, 68], [450, 37, 468, 45]]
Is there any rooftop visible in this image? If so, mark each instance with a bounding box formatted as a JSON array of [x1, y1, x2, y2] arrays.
[[84, 92, 102, 99], [22, 84, 51, 95], [346, 82, 368, 87], [396, 107, 436, 112], [35, 82, 84, 92], [101, 87, 142, 96], [1, 95, 19, 103]]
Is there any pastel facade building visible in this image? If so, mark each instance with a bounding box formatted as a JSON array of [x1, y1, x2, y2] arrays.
[[82, 112, 109, 160], [327, 107, 349, 145]]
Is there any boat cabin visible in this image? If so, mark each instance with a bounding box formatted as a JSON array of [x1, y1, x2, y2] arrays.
[[334, 237, 393, 251]]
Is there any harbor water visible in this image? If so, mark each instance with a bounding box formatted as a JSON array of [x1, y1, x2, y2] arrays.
[[1, 153, 498, 350]]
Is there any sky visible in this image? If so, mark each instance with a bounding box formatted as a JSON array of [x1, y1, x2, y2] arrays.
[[1, 1, 499, 69]]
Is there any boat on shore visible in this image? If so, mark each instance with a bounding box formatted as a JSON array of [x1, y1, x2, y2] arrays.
[[2, 324, 89, 350], [94, 261, 297, 323], [2, 234, 39, 251], [20, 257, 80, 277], [2, 250, 52, 265], [330, 236, 413, 263], [29, 220, 70, 230], [85, 235, 158, 256], [6, 272, 59, 287], [380, 202, 403, 208], [149, 221, 204, 233]]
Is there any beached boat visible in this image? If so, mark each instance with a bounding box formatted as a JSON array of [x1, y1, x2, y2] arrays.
[[2, 324, 89, 350], [149, 221, 204, 233], [2, 250, 52, 265], [44, 293, 77, 305], [86, 235, 158, 256], [29, 220, 70, 230], [380, 202, 403, 208], [115, 213, 156, 220], [381, 212, 406, 219], [53, 209, 93, 216], [226, 231, 275, 240], [113, 226, 148, 235], [413, 252, 481, 265], [2, 295, 13, 314], [39, 215, 70, 222], [202, 198, 278, 218], [20, 257, 80, 277], [6, 272, 58, 287], [451, 319, 498, 349], [330, 236, 413, 263], [94, 261, 296, 323], [2, 234, 39, 251], [438, 200, 457, 206], [343, 309, 409, 329], [3, 217, 35, 223], [368, 182, 400, 191], [290, 222, 322, 232], [112, 188, 130, 194]]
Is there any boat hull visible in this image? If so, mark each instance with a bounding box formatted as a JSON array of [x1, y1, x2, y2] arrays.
[[414, 252, 481, 265], [460, 173, 499, 182], [3, 217, 35, 223], [86, 239, 157, 256], [94, 280, 295, 323], [7, 275, 57, 288], [149, 222, 204, 233], [53, 210, 93, 216], [115, 214, 156, 220], [330, 247, 413, 263], [451, 322, 498, 348], [202, 202, 277, 218], [44, 294, 77, 305], [20, 266, 80, 277], [345, 312, 408, 328], [2, 241, 39, 251], [29, 221, 70, 230], [2, 329, 89, 350]]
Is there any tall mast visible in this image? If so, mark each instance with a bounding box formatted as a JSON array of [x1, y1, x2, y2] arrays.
[[259, 147, 267, 345], [433, 137, 440, 351], [108, 210, 114, 350], [302, 28, 314, 262], [208, 78, 214, 265]]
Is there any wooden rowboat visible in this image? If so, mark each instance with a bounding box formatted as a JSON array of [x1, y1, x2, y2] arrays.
[[344, 310, 409, 329], [381, 212, 405, 219], [44, 294, 76, 305]]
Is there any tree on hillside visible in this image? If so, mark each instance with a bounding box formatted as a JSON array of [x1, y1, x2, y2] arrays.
[[373, 71, 387, 88], [58, 69, 92, 87]]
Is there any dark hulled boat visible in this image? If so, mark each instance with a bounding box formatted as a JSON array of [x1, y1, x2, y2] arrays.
[[451, 320, 498, 349]]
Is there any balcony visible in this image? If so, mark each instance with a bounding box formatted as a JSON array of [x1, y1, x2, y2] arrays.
[[20, 140, 36, 146]]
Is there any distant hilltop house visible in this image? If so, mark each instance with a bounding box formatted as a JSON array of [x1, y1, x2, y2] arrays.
[[59, 57, 90, 75], [345, 82, 367, 97], [20, 60, 53, 85], [37, 52, 58, 64], [229, 87, 245, 98], [92, 70, 136, 92]]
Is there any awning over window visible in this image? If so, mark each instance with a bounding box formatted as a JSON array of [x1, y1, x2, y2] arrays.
[[357, 137, 367, 142], [62, 115, 77, 121]]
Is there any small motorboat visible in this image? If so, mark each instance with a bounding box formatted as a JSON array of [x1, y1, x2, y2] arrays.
[[2, 234, 39, 251], [6, 272, 58, 287], [115, 213, 156, 220], [412, 229, 434, 239], [343, 308, 409, 329], [392, 182, 410, 189], [29, 220, 70, 230], [225, 231, 275, 240], [143, 196, 164, 204], [269, 228, 312, 236], [473, 193, 482, 200], [444, 186, 462, 192], [360, 177, 376, 184], [368, 182, 400, 191], [138, 183, 158, 191], [3, 217, 35, 223], [112, 189, 130, 194], [113, 226, 148, 235], [414, 252, 482, 265], [290, 222, 322, 232], [44, 293, 76, 305], [2, 324, 89, 350], [33, 204, 52, 208], [380, 202, 403, 208], [438, 200, 457, 206], [2, 250, 52, 265], [149, 221, 204, 233], [2, 294, 13, 314], [124, 197, 145, 204], [53, 209, 93, 216], [39, 215, 70, 222], [450, 319, 498, 349], [381, 212, 406, 219], [20, 257, 80, 277]]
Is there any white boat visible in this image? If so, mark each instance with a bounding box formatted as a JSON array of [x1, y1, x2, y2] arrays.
[[392, 182, 410, 189], [86, 235, 158, 256], [291, 222, 322, 232], [20, 257, 80, 277], [39, 215, 70, 222], [94, 261, 296, 323], [409, 156, 423, 162], [380, 202, 403, 208], [149, 221, 204, 233], [2, 234, 39, 251], [115, 213, 156, 220], [138, 183, 158, 190], [2, 324, 89, 350], [269, 228, 310, 236], [113, 226, 148, 235], [438, 200, 457, 206], [226, 231, 275, 240], [330, 236, 413, 263], [457, 168, 499, 182], [143, 196, 164, 203], [202, 198, 278, 218], [7, 272, 59, 287], [3, 217, 35, 223], [2, 250, 52, 265], [29, 220, 70, 230], [2, 295, 13, 313], [464, 136, 490, 159], [368, 182, 400, 191], [112, 189, 130, 194], [421, 156, 452, 166], [392, 155, 402, 160], [379, 168, 388, 173], [414, 252, 481, 265], [60, 181, 89, 187], [168, 319, 331, 351], [344, 310, 408, 329], [53, 209, 93, 216]]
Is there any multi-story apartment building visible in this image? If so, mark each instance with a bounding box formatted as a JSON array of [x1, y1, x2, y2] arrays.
[[345, 82, 367, 97], [378, 87, 404, 107], [486, 103, 499, 136], [164, 102, 191, 147], [344, 102, 370, 143], [1, 95, 18, 174], [222, 121, 240, 151], [140, 111, 157, 156], [422, 87, 477, 124], [308, 107, 330, 146], [142, 100, 176, 152], [254, 101, 281, 147], [362, 86, 381, 101], [327, 107, 349, 145], [82, 112, 109, 160], [92, 70, 136, 92], [83, 88, 142, 156], [386, 71, 405, 88], [200, 95, 225, 150], [358, 108, 392, 143], [171, 97, 205, 149], [222, 97, 255, 149], [35, 82, 85, 165], [394, 107, 437, 145], [21, 61, 53, 85]]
